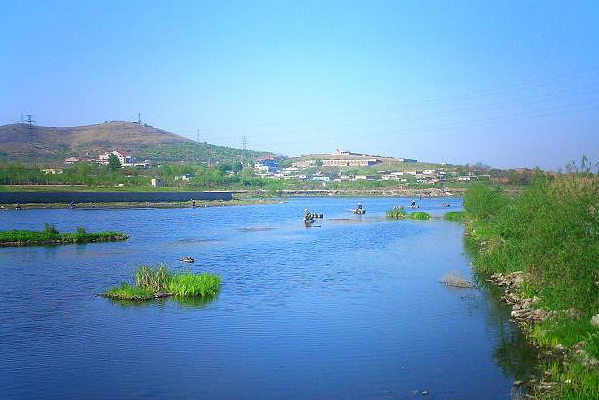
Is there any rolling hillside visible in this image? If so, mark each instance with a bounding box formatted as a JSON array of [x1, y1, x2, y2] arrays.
[[0, 121, 273, 164]]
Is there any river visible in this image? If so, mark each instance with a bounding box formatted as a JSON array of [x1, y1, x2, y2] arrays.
[[0, 197, 537, 400]]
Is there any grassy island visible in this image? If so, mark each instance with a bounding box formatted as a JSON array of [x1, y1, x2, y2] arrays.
[[386, 207, 407, 219], [103, 264, 221, 301], [408, 211, 431, 220], [463, 178, 599, 400], [0, 224, 128, 246]]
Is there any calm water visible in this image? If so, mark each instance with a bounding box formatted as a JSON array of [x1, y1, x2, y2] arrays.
[[0, 197, 537, 400]]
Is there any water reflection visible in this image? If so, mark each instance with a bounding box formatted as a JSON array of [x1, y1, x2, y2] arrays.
[[107, 294, 217, 309]]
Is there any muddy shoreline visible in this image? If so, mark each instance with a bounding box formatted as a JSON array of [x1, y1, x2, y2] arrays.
[[0, 198, 286, 210]]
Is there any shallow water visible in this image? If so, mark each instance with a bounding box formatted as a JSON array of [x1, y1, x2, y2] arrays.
[[0, 197, 537, 400]]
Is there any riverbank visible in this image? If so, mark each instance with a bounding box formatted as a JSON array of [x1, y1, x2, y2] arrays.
[[0, 197, 285, 210], [463, 180, 599, 400]]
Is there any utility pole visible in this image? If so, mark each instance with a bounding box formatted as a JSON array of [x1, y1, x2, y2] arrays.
[[138, 112, 142, 124], [25, 114, 36, 165], [196, 129, 200, 143], [242, 136, 247, 151], [20, 113, 23, 123]]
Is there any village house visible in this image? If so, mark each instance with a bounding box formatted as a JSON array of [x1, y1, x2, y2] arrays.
[[41, 168, 63, 174], [151, 178, 164, 187], [322, 158, 380, 167], [99, 150, 133, 166], [63, 157, 80, 165], [174, 174, 193, 181]]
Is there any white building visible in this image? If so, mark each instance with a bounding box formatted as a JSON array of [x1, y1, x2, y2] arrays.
[[99, 150, 133, 166]]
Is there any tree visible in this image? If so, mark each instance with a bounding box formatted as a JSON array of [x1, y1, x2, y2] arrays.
[[232, 161, 243, 173], [108, 154, 121, 171]]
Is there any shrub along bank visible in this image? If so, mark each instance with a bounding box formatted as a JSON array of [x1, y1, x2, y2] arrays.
[[0, 224, 127, 246], [463, 179, 599, 399]]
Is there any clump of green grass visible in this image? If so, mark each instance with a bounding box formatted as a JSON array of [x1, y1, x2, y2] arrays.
[[409, 211, 431, 220], [170, 273, 221, 297], [0, 223, 127, 246], [135, 264, 172, 292], [443, 211, 465, 222], [103, 264, 221, 301], [386, 207, 407, 219], [104, 283, 153, 301]]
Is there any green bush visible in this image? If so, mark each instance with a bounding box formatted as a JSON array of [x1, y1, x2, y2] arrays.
[[43, 223, 59, 236], [409, 211, 431, 220], [443, 211, 465, 222], [462, 183, 508, 221]]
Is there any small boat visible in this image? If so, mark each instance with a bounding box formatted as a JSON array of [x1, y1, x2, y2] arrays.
[[178, 257, 195, 263], [352, 208, 366, 214], [304, 218, 315, 225]]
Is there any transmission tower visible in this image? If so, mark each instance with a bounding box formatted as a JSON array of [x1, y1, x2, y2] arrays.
[[137, 112, 142, 124], [242, 136, 247, 151], [25, 114, 36, 165]]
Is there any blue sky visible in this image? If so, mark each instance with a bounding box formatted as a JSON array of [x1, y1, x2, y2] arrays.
[[1, 0, 597, 170]]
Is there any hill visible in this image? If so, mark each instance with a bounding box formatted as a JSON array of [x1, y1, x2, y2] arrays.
[[0, 121, 273, 164]]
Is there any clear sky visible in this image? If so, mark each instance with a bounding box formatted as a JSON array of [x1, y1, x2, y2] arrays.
[[1, 0, 597, 170]]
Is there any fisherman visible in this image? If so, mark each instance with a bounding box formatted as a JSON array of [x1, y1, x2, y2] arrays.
[[411, 200, 416, 207], [192, 200, 196, 208], [304, 208, 313, 221], [15, 203, 22, 210], [69, 201, 75, 209], [357, 203, 363, 210]]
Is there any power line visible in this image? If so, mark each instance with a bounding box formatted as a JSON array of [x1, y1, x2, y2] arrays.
[[191, 66, 599, 134]]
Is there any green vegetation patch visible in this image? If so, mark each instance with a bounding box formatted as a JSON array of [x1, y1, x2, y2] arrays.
[[386, 207, 407, 219], [443, 211, 465, 222], [408, 211, 431, 220], [0, 223, 127, 246], [103, 264, 221, 301]]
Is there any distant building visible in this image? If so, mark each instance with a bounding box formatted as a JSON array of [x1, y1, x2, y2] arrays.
[[174, 174, 193, 181], [151, 178, 164, 187], [99, 150, 133, 166], [322, 158, 380, 167], [41, 168, 63, 174], [63, 157, 80, 165], [292, 160, 315, 168], [254, 156, 280, 173]]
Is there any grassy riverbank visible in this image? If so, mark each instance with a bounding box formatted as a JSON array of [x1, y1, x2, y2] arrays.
[[104, 264, 221, 301], [463, 179, 599, 399], [0, 224, 127, 246], [443, 211, 465, 221]]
